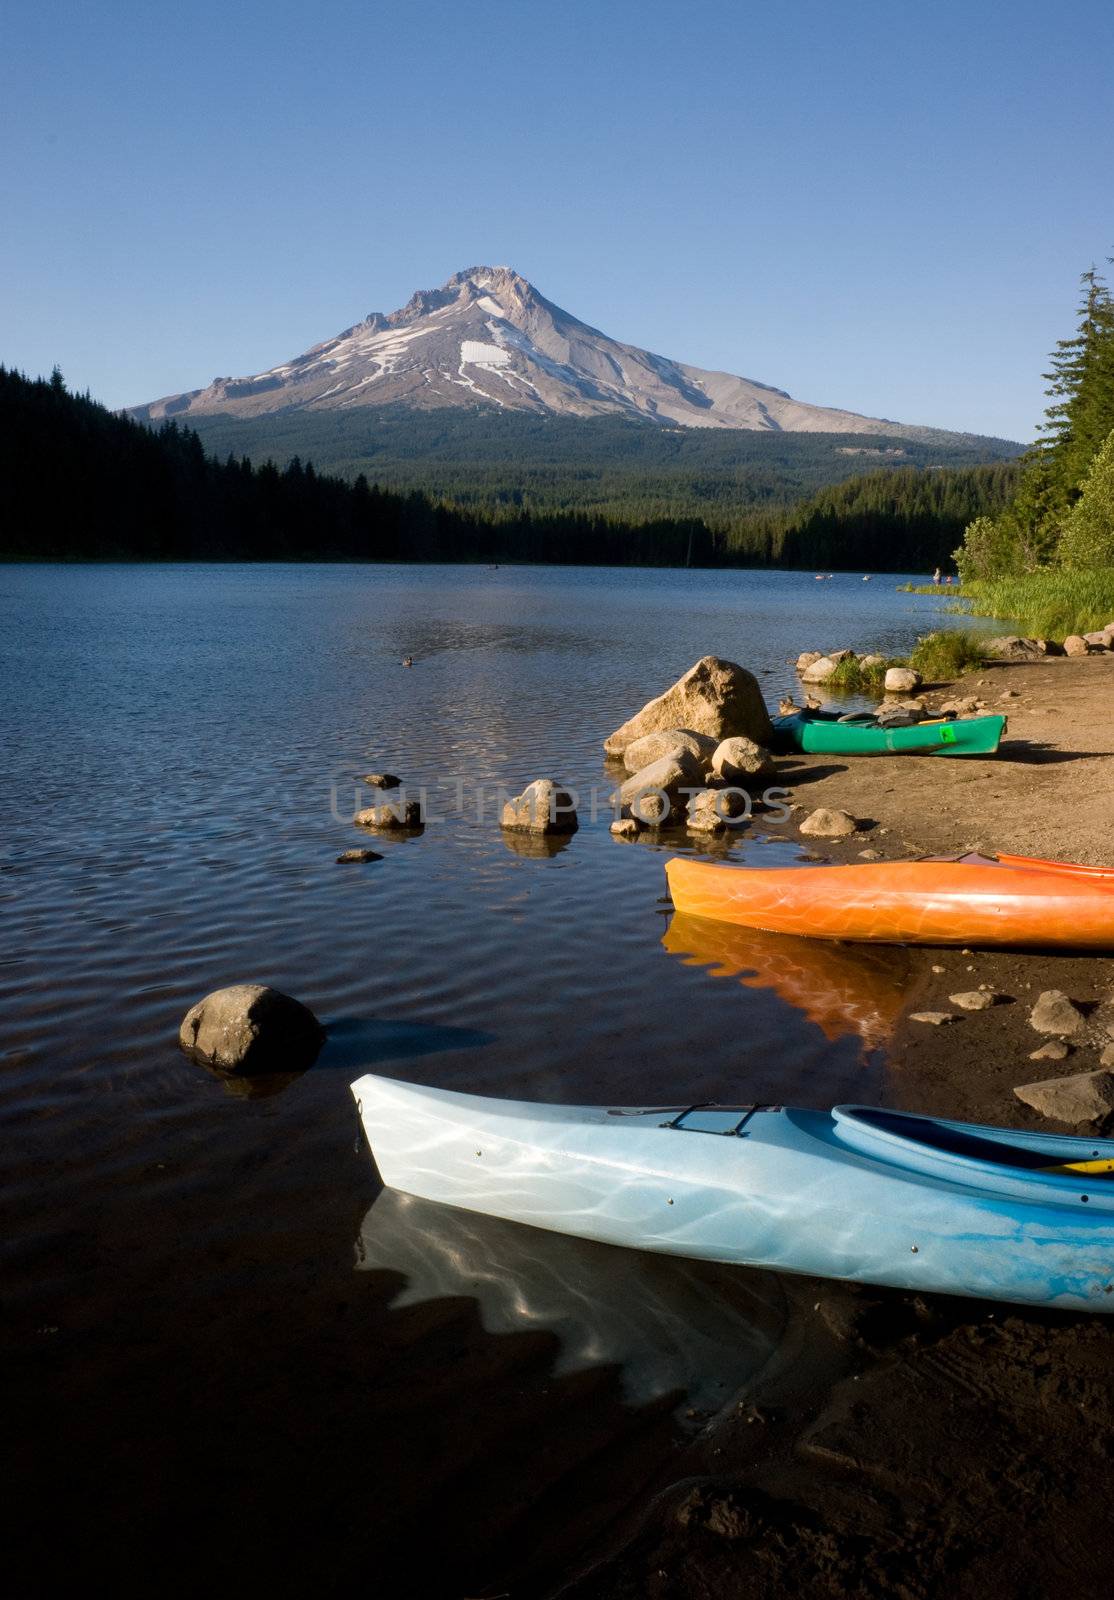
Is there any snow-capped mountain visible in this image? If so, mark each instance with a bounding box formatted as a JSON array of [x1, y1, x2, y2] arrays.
[[131, 266, 921, 434]]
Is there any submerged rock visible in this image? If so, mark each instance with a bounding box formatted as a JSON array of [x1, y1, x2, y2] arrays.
[[361, 772, 401, 789], [336, 847, 383, 863], [1013, 1068, 1114, 1125], [179, 984, 324, 1075], [501, 779, 579, 834], [604, 656, 773, 757]]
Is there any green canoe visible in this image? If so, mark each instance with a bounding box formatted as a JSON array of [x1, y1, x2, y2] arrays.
[[772, 710, 1006, 757]]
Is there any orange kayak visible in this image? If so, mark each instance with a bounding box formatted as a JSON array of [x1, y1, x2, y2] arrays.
[[664, 856, 1114, 948], [996, 852, 1114, 879]]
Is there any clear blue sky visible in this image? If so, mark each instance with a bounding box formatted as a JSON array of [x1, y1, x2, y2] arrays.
[[2, 0, 1111, 441]]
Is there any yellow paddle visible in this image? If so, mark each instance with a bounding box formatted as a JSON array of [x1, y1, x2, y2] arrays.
[[1040, 1157, 1114, 1176]]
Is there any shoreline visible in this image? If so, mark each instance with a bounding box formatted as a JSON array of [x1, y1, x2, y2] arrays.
[[557, 651, 1114, 1600]]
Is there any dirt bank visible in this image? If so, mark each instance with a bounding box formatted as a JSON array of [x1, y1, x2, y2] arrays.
[[557, 653, 1114, 1600]]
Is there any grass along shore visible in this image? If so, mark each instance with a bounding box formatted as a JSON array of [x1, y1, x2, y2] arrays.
[[900, 568, 1114, 638]]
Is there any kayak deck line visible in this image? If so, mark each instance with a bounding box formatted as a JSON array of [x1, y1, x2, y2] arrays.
[[352, 1074, 1114, 1312]]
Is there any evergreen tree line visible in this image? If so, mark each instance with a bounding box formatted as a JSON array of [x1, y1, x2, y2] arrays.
[[957, 259, 1114, 578], [0, 364, 1013, 569]]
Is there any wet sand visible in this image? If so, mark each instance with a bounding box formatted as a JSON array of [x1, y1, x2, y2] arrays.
[[562, 654, 1114, 1600]]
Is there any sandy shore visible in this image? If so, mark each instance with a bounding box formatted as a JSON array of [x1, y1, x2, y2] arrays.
[[559, 654, 1114, 1600]]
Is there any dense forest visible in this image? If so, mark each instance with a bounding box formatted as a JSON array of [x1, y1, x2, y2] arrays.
[[1, 364, 1016, 568], [957, 259, 1114, 578], [183, 403, 1019, 530]]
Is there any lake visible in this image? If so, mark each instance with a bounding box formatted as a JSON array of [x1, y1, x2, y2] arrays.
[[2, 563, 986, 1596]]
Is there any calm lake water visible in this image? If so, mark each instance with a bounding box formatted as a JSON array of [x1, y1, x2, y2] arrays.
[[3, 563, 988, 1597]]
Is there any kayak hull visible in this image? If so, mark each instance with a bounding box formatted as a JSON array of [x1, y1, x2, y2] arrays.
[[665, 857, 1114, 948], [351, 1075, 1114, 1311], [773, 711, 1005, 756]]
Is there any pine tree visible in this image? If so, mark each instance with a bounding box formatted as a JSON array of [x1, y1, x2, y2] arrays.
[[1036, 267, 1114, 509], [1058, 428, 1114, 568]]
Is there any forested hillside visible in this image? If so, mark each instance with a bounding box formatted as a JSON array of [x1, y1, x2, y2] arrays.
[[0, 365, 1016, 568], [183, 404, 1019, 529]]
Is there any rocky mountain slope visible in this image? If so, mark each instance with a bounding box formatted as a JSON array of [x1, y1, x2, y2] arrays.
[[131, 266, 959, 439]]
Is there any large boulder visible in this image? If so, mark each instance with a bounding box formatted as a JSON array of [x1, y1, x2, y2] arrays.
[[800, 656, 838, 683], [501, 779, 579, 834], [710, 736, 774, 787], [604, 657, 772, 758], [179, 984, 324, 1075], [884, 666, 923, 694], [621, 727, 717, 773], [618, 750, 703, 825], [795, 651, 824, 672], [1062, 634, 1090, 656]]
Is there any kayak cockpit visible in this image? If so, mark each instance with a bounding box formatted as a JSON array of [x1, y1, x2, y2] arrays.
[[831, 1105, 1114, 1195]]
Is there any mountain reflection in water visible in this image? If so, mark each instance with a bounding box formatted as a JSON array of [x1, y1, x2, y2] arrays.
[[356, 1188, 789, 1415], [663, 911, 912, 1050]]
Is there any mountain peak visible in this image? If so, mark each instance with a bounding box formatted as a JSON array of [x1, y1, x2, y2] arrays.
[[130, 266, 941, 440]]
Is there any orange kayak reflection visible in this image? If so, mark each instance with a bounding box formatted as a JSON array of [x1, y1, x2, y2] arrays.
[[665, 857, 1114, 949], [662, 912, 911, 1049]]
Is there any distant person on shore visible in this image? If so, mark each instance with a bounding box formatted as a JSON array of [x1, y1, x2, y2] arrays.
[[933, 567, 942, 586], [944, 574, 953, 586]]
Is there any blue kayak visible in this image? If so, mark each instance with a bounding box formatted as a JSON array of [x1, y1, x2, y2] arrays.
[[352, 1074, 1114, 1312]]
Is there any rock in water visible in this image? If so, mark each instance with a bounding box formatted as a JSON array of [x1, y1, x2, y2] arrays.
[[179, 984, 324, 1074], [799, 807, 858, 838], [621, 728, 717, 773], [603, 657, 772, 758], [1029, 990, 1085, 1035], [501, 778, 579, 834], [618, 750, 704, 826], [609, 818, 641, 840], [795, 651, 823, 672], [355, 800, 422, 830], [710, 736, 774, 787], [336, 848, 383, 863], [362, 772, 401, 788], [1013, 1069, 1114, 1125], [799, 656, 838, 683]]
